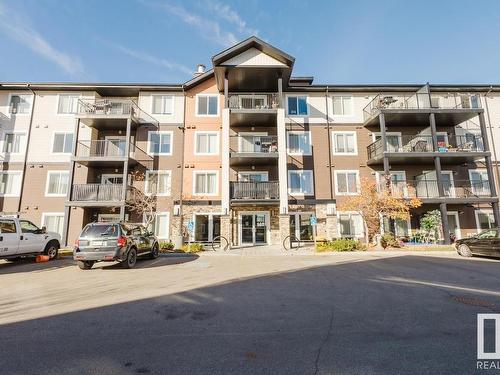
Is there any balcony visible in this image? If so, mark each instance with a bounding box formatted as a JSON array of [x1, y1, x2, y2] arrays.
[[69, 184, 129, 207], [73, 140, 152, 167], [367, 134, 487, 165], [228, 93, 280, 127], [230, 135, 279, 165], [363, 88, 482, 127], [230, 181, 279, 202], [77, 98, 158, 129]]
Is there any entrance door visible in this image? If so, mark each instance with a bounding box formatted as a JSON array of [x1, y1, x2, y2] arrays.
[[240, 213, 268, 245]]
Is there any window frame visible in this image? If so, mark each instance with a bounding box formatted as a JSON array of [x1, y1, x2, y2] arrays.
[[337, 211, 364, 238], [332, 131, 358, 155], [286, 95, 309, 116], [194, 131, 220, 155], [45, 170, 70, 197], [8, 93, 32, 115], [51, 132, 74, 154], [287, 131, 312, 156], [331, 95, 354, 117], [151, 94, 174, 115], [41, 212, 65, 237], [195, 94, 219, 117], [145, 170, 172, 196], [192, 170, 219, 196], [287, 170, 314, 195], [56, 94, 81, 115], [334, 170, 360, 196], [475, 209, 495, 233], [2, 132, 26, 154], [147, 131, 173, 156], [0, 171, 22, 197], [151, 212, 170, 239]]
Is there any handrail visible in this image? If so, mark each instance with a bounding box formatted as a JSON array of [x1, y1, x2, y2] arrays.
[[227, 93, 281, 109], [77, 98, 159, 125], [71, 184, 129, 202], [230, 135, 278, 153], [380, 179, 492, 199], [230, 181, 280, 200]]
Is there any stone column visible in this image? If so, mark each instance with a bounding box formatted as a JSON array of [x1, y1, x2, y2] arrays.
[[326, 214, 337, 240], [278, 214, 290, 249], [220, 214, 231, 250]]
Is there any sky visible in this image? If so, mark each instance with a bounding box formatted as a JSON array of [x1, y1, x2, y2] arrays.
[[1, 0, 500, 85]]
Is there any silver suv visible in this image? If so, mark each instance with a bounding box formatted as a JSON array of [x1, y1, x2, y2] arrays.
[[73, 222, 159, 270]]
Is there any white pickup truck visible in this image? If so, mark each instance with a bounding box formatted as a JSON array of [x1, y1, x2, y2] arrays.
[[0, 217, 61, 261]]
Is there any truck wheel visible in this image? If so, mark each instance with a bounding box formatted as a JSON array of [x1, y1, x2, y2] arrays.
[[122, 248, 137, 269], [77, 260, 94, 270], [44, 241, 60, 260], [149, 243, 159, 259]]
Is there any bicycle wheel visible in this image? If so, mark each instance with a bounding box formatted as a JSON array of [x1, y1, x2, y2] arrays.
[[212, 236, 229, 252], [283, 234, 300, 251]]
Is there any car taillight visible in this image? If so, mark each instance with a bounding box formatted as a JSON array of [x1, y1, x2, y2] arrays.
[[117, 236, 127, 247]]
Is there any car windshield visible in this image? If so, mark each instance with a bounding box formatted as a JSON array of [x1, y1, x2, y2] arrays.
[[81, 224, 119, 238]]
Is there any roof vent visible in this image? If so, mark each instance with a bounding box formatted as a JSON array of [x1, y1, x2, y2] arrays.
[[194, 64, 206, 77]]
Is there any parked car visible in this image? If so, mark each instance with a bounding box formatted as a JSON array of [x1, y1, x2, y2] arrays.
[[73, 222, 159, 270], [456, 228, 500, 258], [0, 217, 61, 260]]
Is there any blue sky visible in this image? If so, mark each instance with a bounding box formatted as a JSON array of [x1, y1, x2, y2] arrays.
[[1, 0, 500, 85]]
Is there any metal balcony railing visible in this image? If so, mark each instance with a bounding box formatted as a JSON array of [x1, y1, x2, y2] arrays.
[[230, 181, 279, 200], [228, 93, 281, 110], [76, 140, 127, 158], [71, 184, 128, 202], [380, 179, 492, 199], [230, 135, 278, 153], [77, 98, 159, 125]]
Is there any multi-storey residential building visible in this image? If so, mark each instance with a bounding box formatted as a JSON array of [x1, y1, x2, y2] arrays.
[[0, 37, 499, 247]]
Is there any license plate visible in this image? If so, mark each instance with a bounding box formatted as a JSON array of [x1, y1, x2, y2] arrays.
[[91, 240, 104, 246]]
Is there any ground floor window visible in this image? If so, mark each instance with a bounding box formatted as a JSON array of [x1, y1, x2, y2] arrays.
[[42, 213, 64, 237], [194, 214, 220, 242], [337, 212, 364, 238], [290, 213, 313, 241], [382, 217, 410, 238], [475, 209, 495, 231], [151, 212, 169, 239]]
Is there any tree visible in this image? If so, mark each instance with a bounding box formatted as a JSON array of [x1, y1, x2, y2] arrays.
[[419, 209, 441, 243], [338, 178, 422, 244]]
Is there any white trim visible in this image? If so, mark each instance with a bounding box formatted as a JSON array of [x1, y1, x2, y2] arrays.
[[191, 212, 223, 242], [7, 93, 33, 116], [0, 170, 22, 197], [334, 170, 360, 196], [1, 131, 27, 155], [45, 170, 69, 197], [194, 131, 220, 155], [238, 211, 271, 245], [237, 171, 269, 182], [336, 211, 364, 238], [330, 94, 354, 117], [447, 211, 462, 240], [50, 131, 74, 155], [195, 93, 219, 117], [332, 131, 358, 155], [147, 131, 173, 156], [55, 93, 81, 116], [474, 209, 495, 233], [237, 132, 268, 153], [145, 170, 172, 196], [287, 130, 312, 155], [192, 170, 219, 196], [285, 95, 309, 116], [41, 212, 65, 236], [153, 212, 170, 239], [101, 173, 123, 184], [287, 170, 314, 196], [150, 94, 174, 116]]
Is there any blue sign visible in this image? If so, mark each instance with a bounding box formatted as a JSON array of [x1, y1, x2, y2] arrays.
[[310, 216, 317, 226], [187, 221, 195, 232]]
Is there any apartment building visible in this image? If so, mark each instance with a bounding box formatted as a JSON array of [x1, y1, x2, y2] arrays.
[[0, 37, 499, 247]]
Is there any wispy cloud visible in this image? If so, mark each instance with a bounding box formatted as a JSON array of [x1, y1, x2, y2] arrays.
[[108, 41, 193, 77], [0, 2, 85, 77], [203, 0, 258, 36]]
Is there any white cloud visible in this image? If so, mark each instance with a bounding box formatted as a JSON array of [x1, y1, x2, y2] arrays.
[[0, 3, 85, 77], [203, 0, 258, 36]]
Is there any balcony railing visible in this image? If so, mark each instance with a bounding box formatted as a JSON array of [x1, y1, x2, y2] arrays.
[[230, 181, 279, 200], [76, 140, 127, 158], [228, 93, 281, 110], [77, 98, 159, 125], [367, 134, 485, 159], [230, 135, 278, 153], [71, 184, 127, 202], [380, 179, 492, 199], [363, 91, 482, 121]]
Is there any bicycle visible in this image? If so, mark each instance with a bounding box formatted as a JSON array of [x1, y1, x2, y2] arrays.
[[283, 234, 302, 251], [211, 235, 229, 252]]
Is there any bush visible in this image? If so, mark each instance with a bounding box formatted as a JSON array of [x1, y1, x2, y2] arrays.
[[159, 241, 175, 252], [181, 243, 205, 253], [316, 238, 365, 252], [380, 233, 400, 249]]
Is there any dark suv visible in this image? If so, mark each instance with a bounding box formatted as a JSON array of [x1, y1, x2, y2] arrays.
[[73, 222, 159, 270]]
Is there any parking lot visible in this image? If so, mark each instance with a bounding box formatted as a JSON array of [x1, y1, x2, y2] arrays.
[[0, 251, 499, 374]]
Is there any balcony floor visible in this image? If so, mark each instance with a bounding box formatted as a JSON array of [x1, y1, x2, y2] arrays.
[[229, 153, 279, 166], [65, 200, 125, 207], [365, 108, 482, 127]]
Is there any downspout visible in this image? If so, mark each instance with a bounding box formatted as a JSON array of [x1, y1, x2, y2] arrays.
[[178, 86, 187, 238], [324, 86, 334, 200], [17, 84, 36, 216]]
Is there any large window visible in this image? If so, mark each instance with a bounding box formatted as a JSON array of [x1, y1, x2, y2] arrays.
[[52, 133, 74, 154], [145, 171, 171, 196], [45, 171, 69, 196], [195, 132, 219, 155], [287, 131, 312, 155], [194, 214, 221, 242], [9, 94, 31, 114], [335, 170, 359, 195], [288, 170, 314, 195], [469, 170, 490, 196], [57, 95, 80, 114], [287, 96, 308, 116], [332, 96, 353, 116], [150, 212, 169, 239], [42, 213, 65, 237], [193, 171, 218, 195], [0, 171, 22, 196], [290, 213, 314, 241], [148, 131, 172, 155], [3, 133, 25, 153], [152, 95, 173, 115], [332, 132, 357, 155], [196, 94, 219, 116], [476, 210, 495, 231], [338, 212, 364, 238]]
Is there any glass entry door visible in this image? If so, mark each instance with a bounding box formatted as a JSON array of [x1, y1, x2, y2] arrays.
[[240, 212, 268, 245]]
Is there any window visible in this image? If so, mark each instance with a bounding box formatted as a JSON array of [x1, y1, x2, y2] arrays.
[[145, 171, 171, 196], [238, 172, 268, 182], [333, 132, 357, 155], [148, 131, 172, 155], [287, 131, 312, 155], [150, 212, 169, 239], [52, 133, 74, 154], [476, 210, 495, 231], [469, 170, 490, 195], [287, 96, 308, 116], [45, 171, 69, 196], [288, 170, 314, 195], [0, 171, 22, 196], [42, 213, 65, 237], [0, 219, 16, 233], [194, 214, 221, 242], [332, 96, 353, 116], [193, 171, 218, 195], [196, 94, 219, 116], [3, 133, 25, 153], [57, 95, 80, 114], [195, 132, 219, 155], [338, 212, 364, 238], [9, 94, 31, 114], [335, 170, 359, 195], [152, 95, 173, 115], [290, 213, 314, 241], [20, 220, 40, 234]]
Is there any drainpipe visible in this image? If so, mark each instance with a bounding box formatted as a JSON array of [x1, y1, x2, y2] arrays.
[[324, 86, 334, 200], [177, 86, 187, 240], [17, 84, 36, 217]]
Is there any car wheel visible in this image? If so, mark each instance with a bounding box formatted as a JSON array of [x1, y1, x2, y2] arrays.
[[458, 244, 473, 257], [77, 260, 94, 270], [149, 243, 159, 259], [44, 241, 60, 260], [122, 248, 137, 269]]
